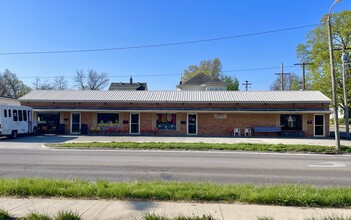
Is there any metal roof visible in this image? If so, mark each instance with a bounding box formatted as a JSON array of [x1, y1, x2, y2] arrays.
[[19, 90, 331, 104]]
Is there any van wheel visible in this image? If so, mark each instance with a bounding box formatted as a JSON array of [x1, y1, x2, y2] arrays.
[[11, 131, 17, 139], [33, 126, 38, 135]]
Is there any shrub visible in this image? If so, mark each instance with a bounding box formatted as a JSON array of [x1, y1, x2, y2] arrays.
[[27, 212, 52, 220], [55, 211, 81, 220], [0, 209, 12, 220]]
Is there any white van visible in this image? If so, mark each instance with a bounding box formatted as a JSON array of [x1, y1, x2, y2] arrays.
[[0, 105, 37, 139]]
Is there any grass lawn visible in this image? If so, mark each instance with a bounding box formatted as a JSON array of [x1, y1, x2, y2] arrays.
[[48, 142, 351, 154], [1, 178, 351, 208]]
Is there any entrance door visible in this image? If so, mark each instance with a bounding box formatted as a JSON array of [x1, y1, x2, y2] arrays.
[[130, 113, 140, 134], [314, 115, 325, 137], [187, 113, 197, 135], [71, 112, 81, 134]]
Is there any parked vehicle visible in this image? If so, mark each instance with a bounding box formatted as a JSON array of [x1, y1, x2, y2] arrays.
[[0, 105, 37, 139]]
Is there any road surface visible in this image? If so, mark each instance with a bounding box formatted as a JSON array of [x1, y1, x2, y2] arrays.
[[0, 146, 350, 186]]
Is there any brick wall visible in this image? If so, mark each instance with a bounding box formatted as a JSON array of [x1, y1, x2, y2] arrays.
[[22, 101, 330, 138], [198, 113, 277, 136]]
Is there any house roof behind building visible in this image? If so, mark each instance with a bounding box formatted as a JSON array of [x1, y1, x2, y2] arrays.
[[108, 82, 148, 90], [179, 73, 228, 85], [181, 73, 212, 85], [19, 90, 331, 104]]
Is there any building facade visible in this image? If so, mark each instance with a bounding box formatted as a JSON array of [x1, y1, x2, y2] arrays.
[[19, 90, 331, 138]]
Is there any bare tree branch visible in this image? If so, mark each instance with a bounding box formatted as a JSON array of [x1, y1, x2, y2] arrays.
[[74, 70, 109, 90], [54, 75, 68, 90]]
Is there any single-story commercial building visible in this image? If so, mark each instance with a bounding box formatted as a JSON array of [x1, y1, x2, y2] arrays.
[[19, 90, 331, 137]]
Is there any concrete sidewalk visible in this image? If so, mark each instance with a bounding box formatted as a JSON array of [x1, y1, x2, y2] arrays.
[[64, 135, 351, 147], [1, 198, 351, 220]]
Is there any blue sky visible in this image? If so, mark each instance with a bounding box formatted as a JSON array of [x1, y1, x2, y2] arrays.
[[0, 0, 350, 91]]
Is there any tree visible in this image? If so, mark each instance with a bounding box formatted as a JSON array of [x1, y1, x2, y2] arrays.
[[0, 73, 7, 96], [53, 76, 68, 90], [0, 69, 31, 98], [270, 73, 306, 91], [32, 77, 54, 90], [296, 11, 351, 111], [74, 70, 109, 90], [182, 58, 222, 82], [182, 58, 239, 91], [221, 75, 239, 91]]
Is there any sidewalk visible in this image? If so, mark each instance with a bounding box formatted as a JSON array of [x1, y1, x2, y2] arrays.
[[65, 135, 351, 147], [1, 197, 351, 220]]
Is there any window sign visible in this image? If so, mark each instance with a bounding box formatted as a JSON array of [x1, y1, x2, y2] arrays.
[[156, 114, 176, 130], [280, 115, 302, 130], [97, 113, 119, 124]]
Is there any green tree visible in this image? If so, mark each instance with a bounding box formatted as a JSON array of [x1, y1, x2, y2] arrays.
[[270, 73, 309, 91], [296, 10, 351, 110], [221, 75, 239, 91], [182, 58, 222, 82], [0, 69, 31, 98], [182, 58, 239, 91]]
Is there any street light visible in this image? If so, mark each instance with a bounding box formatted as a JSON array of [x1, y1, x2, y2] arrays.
[[327, 0, 342, 152]]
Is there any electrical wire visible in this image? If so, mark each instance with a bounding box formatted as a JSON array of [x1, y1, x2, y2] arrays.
[[0, 23, 322, 56], [17, 65, 301, 79]]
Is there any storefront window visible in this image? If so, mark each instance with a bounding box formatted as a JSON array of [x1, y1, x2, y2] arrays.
[[97, 113, 119, 124], [156, 114, 176, 130], [280, 115, 302, 130]]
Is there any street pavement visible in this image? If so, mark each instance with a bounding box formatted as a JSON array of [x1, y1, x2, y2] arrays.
[[1, 135, 351, 219], [1, 197, 351, 220]]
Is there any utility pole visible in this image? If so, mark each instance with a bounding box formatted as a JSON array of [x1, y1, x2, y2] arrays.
[[342, 51, 350, 139], [334, 46, 351, 140], [294, 62, 312, 90], [242, 80, 252, 91], [275, 63, 290, 90], [327, 0, 341, 152]]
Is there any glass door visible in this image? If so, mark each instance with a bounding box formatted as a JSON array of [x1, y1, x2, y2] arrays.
[[71, 112, 81, 134], [130, 113, 139, 134], [314, 115, 324, 137], [187, 113, 197, 135]]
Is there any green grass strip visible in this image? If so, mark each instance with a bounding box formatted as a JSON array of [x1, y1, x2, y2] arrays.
[[48, 142, 351, 154], [0, 178, 351, 208]]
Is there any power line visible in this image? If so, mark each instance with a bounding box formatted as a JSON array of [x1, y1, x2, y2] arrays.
[[17, 64, 301, 79], [0, 23, 322, 56], [223, 65, 296, 73]]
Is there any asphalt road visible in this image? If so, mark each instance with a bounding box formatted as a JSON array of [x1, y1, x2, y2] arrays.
[[0, 142, 350, 186]]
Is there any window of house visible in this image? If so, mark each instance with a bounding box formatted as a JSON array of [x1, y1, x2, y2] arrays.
[[18, 110, 23, 121], [97, 113, 119, 124], [4, 109, 7, 118], [280, 115, 302, 130], [156, 114, 176, 130], [13, 110, 18, 121]]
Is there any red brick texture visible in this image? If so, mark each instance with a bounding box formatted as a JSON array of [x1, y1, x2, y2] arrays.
[[22, 101, 330, 138]]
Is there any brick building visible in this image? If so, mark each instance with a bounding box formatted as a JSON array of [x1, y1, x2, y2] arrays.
[[19, 90, 331, 138]]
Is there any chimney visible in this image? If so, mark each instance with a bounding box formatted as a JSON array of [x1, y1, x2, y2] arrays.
[[130, 76, 133, 84]]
